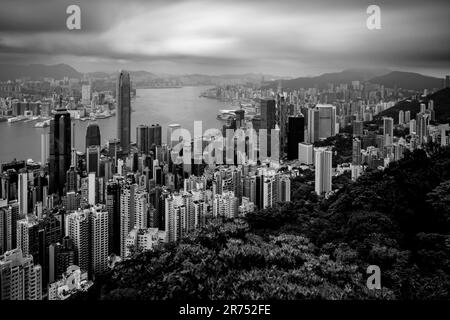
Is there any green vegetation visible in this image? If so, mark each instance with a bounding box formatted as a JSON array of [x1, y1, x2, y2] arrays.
[[87, 147, 450, 300]]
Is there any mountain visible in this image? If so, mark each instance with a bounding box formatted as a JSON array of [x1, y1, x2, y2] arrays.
[[376, 87, 450, 123], [0, 63, 82, 81], [263, 68, 391, 90], [369, 71, 443, 91]]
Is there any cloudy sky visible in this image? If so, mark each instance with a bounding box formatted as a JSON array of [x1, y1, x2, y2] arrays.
[[0, 0, 449, 77]]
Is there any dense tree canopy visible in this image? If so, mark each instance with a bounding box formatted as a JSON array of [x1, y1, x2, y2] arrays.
[[85, 147, 450, 300]]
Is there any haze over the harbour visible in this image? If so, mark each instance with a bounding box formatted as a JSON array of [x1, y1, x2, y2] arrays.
[[0, 0, 449, 77]]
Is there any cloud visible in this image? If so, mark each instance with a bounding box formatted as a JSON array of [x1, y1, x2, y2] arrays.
[[0, 0, 449, 76]]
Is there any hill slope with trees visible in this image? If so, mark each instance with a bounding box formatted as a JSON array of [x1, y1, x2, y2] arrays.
[[85, 147, 450, 300]]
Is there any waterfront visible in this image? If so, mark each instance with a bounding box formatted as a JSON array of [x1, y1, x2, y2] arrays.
[[0, 86, 228, 163]]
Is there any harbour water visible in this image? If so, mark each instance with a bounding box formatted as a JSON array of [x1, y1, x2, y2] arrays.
[[0, 86, 229, 164]]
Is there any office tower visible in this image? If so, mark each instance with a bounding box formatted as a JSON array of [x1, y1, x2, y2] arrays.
[[85, 121, 101, 148], [445, 75, 450, 88], [18, 171, 28, 215], [81, 84, 91, 105], [48, 237, 75, 284], [136, 124, 150, 154], [307, 108, 320, 143], [0, 248, 42, 300], [405, 111, 411, 123], [90, 206, 109, 275], [287, 116, 305, 160], [317, 104, 337, 139], [260, 99, 276, 155], [149, 124, 162, 150], [41, 133, 49, 165], [124, 228, 159, 258], [88, 173, 97, 206], [416, 112, 430, 145], [167, 123, 181, 149], [49, 105, 71, 196], [410, 119, 417, 134], [352, 120, 363, 137], [117, 70, 131, 154], [48, 265, 92, 300], [86, 145, 100, 176], [298, 143, 313, 165], [383, 117, 394, 145], [398, 111, 405, 125], [314, 148, 332, 195], [352, 138, 362, 165]]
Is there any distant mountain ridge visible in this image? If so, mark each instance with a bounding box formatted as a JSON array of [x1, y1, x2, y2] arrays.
[[0, 63, 82, 81], [263, 68, 391, 90], [369, 71, 443, 91]]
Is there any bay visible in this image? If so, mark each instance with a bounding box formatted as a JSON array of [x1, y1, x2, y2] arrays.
[[0, 86, 228, 164]]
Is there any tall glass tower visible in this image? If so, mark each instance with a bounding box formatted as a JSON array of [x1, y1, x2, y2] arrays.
[[49, 97, 71, 196], [117, 71, 131, 154]]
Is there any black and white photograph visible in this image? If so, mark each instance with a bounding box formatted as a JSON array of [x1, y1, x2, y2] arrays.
[[0, 0, 449, 314]]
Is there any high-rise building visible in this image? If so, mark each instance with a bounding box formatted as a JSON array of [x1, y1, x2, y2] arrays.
[[40, 132, 49, 165], [136, 125, 150, 154], [352, 138, 362, 165], [49, 105, 71, 196], [67, 210, 90, 274], [314, 148, 332, 195], [48, 237, 75, 284], [81, 84, 91, 105], [307, 108, 320, 143], [167, 124, 181, 149], [0, 248, 42, 300], [149, 124, 162, 150], [287, 116, 305, 160], [398, 111, 405, 125], [90, 206, 109, 275], [444, 75, 450, 89], [405, 111, 411, 123], [260, 99, 276, 156], [352, 120, 363, 137], [416, 112, 430, 145], [18, 171, 28, 215], [106, 180, 121, 255], [383, 117, 394, 145], [120, 184, 136, 257], [117, 71, 131, 154], [85, 122, 101, 149], [317, 104, 337, 139], [298, 143, 313, 165]]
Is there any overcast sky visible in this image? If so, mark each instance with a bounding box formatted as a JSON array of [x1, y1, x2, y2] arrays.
[[0, 0, 449, 77]]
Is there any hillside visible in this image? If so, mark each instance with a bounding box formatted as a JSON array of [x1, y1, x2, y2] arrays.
[[263, 68, 391, 90], [0, 63, 82, 81], [377, 87, 450, 123], [85, 147, 450, 300], [369, 71, 443, 91]]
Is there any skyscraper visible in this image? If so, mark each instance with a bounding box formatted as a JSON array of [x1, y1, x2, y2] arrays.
[[307, 108, 320, 143], [149, 124, 162, 150], [287, 116, 305, 160], [136, 125, 150, 154], [298, 143, 313, 165], [86, 145, 101, 176], [85, 121, 101, 149], [317, 104, 337, 139], [260, 99, 276, 156], [352, 120, 363, 137], [383, 117, 394, 145], [314, 148, 332, 195], [49, 102, 71, 196], [117, 70, 131, 154], [167, 124, 181, 149]]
